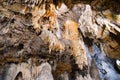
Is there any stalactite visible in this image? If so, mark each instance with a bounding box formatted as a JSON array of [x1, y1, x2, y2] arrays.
[[0, 0, 120, 80]]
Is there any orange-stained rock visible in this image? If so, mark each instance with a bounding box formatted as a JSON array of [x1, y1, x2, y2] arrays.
[[45, 4, 57, 30], [63, 20, 79, 40], [32, 4, 46, 32], [63, 20, 88, 69]]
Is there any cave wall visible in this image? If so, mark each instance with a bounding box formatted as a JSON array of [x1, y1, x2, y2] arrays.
[[0, 0, 120, 80]]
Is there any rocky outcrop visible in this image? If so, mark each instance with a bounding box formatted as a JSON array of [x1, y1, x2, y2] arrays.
[[0, 0, 120, 80]]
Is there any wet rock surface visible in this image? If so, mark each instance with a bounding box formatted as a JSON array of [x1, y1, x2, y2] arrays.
[[0, 0, 120, 80]]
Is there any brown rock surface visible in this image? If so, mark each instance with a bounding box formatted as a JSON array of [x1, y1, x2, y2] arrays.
[[0, 0, 120, 80]]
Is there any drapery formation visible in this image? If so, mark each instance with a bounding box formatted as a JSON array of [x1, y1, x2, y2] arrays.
[[0, 0, 120, 80]]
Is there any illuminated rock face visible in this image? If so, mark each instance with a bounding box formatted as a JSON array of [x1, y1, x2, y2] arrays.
[[0, 0, 120, 80], [5, 62, 53, 80]]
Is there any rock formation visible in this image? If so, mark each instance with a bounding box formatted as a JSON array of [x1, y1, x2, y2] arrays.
[[0, 0, 120, 80]]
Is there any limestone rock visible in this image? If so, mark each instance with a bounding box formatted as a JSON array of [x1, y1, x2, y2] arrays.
[[4, 62, 53, 80], [0, 0, 120, 80]]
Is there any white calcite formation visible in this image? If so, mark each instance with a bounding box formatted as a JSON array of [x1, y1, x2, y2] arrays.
[[0, 0, 120, 80]]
